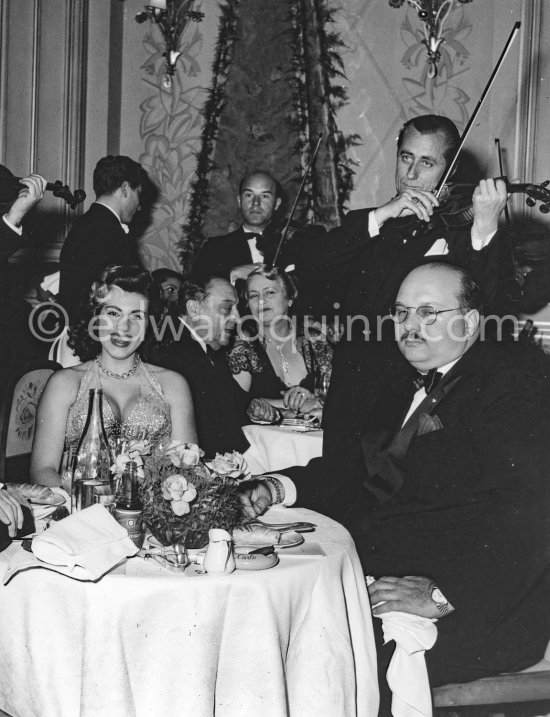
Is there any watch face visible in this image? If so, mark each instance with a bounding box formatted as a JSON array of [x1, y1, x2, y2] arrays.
[[431, 587, 447, 604]]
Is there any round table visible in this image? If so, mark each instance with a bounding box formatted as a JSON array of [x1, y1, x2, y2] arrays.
[[243, 423, 323, 474], [0, 505, 378, 717]]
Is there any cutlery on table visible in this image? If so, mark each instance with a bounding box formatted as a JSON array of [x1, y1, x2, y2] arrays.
[[244, 519, 316, 533]]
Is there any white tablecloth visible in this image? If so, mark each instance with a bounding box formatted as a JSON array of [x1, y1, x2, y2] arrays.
[[243, 424, 323, 474], [0, 505, 378, 717]]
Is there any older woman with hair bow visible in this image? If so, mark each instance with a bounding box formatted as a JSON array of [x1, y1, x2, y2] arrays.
[[226, 264, 335, 421]]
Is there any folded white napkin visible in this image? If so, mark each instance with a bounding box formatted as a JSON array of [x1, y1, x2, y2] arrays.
[[4, 504, 138, 584], [378, 611, 438, 717]]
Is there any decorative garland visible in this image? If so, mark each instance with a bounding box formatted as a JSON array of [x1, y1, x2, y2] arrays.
[[178, 0, 240, 273], [178, 0, 359, 273], [287, 0, 360, 219]]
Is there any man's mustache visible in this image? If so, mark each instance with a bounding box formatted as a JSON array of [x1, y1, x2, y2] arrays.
[[400, 329, 425, 341]]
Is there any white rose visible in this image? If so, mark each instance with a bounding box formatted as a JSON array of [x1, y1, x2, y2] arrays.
[[206, 451, 249, 479], [161, 474, 198, 516], [165, 441, 203, 468]]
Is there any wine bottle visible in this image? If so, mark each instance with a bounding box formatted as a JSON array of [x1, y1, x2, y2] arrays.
[[72, 389, 113, 512], [114, 461, 144, 547]]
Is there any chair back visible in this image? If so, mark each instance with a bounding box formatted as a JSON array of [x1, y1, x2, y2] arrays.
[[0, 360, 61, 482]]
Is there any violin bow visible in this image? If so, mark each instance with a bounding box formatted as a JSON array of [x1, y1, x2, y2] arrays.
[[494, 137, 512, 227], [271, 133, 323, 268], [434, 21, 521, 199]]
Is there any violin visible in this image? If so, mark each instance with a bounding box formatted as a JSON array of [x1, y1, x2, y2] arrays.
[[404, 22, 522, 238], [271, 134, 323, 267], [432, 177, 550, 228], [0, 165, 86, 209]]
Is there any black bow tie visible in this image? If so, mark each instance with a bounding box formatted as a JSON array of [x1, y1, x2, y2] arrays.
[[413, 368, 443, 394]]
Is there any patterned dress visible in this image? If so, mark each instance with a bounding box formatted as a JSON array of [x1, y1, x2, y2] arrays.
[[226, 330, 334, 399]]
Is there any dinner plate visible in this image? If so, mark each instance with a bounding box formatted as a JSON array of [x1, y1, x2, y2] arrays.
[[276, 531, 304, 549], [28, 493, 66, 507]]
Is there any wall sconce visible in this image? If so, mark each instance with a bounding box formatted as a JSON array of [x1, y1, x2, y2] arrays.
[[389, 0, 473, 78], [136, 0, 204, 88]]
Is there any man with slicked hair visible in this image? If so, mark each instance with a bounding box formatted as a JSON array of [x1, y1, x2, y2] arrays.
[[59, 155, 147, 323], [306, 114, 518, 338]]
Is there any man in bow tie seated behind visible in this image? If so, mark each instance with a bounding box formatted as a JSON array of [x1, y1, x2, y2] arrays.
[[147, 277, 252, 459], [189, 171, 284, 286], [240, 262, 550, 713], [188, 171, 323, 310]]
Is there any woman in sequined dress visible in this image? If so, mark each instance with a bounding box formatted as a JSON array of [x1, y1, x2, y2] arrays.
[[30, 265, 197, 487]]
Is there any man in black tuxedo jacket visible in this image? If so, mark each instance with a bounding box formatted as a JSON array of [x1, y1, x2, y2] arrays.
[[303, 114, 518, 337], [148, 277, 251, 459], [58, 155, 146, 323], [188, 171, 323, 314], [189, 171, 283, 286], [241, 262, 550, 711]]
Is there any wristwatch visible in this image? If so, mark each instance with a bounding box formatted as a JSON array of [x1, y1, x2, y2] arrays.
[[430, 585, 452, 617]]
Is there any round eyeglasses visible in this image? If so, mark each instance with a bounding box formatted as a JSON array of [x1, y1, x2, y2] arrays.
[[389, 304, 464, 326]]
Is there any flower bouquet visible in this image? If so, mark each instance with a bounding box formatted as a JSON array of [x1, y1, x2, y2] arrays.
[[115, 441, 249, 549]]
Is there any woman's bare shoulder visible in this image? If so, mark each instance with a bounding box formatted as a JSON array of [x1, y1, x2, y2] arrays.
[[46, 362, 89, 391], [145, 363, 189, 392]]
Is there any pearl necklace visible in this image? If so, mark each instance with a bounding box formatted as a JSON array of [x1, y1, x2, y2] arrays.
[[96, 354, 141, 380]]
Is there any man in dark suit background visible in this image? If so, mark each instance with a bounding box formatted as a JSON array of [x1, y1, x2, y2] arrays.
[[148, 277, 251, 458], [240, 262, 550, 713], [0, 171, 47, 380], [58, 155, 146, 323], [189, 171, 324, 315], [189, 171, 283, 286]]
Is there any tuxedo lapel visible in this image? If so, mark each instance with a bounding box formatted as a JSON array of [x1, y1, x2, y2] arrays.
[[360, 364, 464, 505]]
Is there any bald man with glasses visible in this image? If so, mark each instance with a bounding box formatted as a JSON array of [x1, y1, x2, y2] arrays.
[[240, 262, 550, 713]]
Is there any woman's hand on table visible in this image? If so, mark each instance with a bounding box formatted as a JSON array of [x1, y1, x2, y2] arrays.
[[238, 479, 273, 519], [283, 386, 316, 414], [0, 487, 27, 537]]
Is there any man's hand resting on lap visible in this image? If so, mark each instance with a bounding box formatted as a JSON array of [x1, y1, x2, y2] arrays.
[[368, 575, 454, 619]]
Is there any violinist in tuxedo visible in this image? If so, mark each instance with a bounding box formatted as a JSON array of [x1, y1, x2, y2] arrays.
[[240, 263, 550, 712], [305, 114, 518, 339]]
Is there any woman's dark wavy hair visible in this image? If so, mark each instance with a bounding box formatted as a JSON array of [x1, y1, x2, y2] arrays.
[[68, 264, 156, 361]]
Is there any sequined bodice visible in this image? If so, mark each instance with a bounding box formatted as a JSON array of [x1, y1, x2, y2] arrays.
[[66, 361, 171, 449]]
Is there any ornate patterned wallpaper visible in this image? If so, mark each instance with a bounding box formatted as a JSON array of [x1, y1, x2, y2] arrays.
[[134, 12, 214, 272]]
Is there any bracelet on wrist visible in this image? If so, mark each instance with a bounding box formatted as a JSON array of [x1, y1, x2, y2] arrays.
[[264, 477, 284, 505]]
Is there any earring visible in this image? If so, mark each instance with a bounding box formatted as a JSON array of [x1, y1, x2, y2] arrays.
[[288, 300, 293, 306]]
